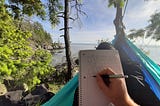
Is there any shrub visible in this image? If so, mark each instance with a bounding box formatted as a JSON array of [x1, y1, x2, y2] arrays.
[[0, 2, 55, 89]]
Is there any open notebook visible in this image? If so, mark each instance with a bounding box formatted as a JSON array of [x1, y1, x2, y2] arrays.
[[79, 50, 126, 106]]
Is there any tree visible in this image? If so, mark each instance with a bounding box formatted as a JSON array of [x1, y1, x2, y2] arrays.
[[5, 0, 63, 26], [64, 0, 72, 81], [47, 0, 63, 26], [50, 0, 84, 81], [14, 20, 53, 46], [0, 1, 55, 89], [108, 0, 126, 36], [128, 12, 160, 41], [5, 0, 46, 19], [58, 0, 85, 81], [146, 12, 160, 41], [128, 29, 145, 41], [4, 0, 84, 82]]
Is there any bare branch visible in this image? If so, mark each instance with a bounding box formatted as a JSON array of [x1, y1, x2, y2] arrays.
[[57, 12, 64, 14], [70, 0, 87, 21], [59, 27, 72, 31], [57, 15, 64, 18], [60, 35, 64, 37], [69, 17, 75, 21]]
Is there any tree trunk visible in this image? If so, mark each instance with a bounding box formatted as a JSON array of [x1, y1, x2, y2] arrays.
[[113, 4, 124, 36], [64, 0, 73, 81]]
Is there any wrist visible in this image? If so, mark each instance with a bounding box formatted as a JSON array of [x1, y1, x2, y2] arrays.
[[125, 96, 139, 106], [114, 95, 139, 106]]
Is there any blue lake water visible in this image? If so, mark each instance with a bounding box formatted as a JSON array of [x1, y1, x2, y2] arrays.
[[52, 43, 160, 65]]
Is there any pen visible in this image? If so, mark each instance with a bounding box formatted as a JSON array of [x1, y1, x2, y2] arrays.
[[92, 74, 128, 79]]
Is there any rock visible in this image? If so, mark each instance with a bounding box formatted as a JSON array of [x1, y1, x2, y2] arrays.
[[75, 59, 79, 65], [31, 84, 49, 95], [22, 93, 41, 106], [3, 80, 28, 91], [47, 45, 53, 50], [40, 92, 55, 105], [5, 90, 23, 103], [0, 84, 54, 106], [0, 96, 16, 106], [0, 83, 7, 96], [0, 90, 23, 106], [22, 84, 51, 106]]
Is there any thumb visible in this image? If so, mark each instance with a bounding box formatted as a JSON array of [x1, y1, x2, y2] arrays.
[[96, 72, 109, 92]]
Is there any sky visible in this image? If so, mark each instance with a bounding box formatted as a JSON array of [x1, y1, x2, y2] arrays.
[[36, 0, 160, 44]]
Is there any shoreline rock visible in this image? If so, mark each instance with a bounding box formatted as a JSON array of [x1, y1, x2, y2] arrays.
[[0, 84, 55, 106]]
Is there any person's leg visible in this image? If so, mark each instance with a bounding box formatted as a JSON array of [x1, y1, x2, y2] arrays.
[[122, 61, 160, 106]]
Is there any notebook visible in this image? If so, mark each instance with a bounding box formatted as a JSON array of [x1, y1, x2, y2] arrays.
[[79, 50, 126, 106]]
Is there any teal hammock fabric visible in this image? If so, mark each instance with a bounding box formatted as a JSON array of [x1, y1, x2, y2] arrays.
[[43, 37, 160, 106], [42, 74, 78, 106], [113, 36, 160, 100], [125, 38, 160, 99], [126, 39, 160, 84]]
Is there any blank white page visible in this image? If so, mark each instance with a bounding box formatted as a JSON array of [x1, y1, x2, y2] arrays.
[[79, 50, 126, 106]]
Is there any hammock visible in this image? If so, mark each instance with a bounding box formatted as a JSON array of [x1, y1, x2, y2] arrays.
[[42, 36, 160, 106]]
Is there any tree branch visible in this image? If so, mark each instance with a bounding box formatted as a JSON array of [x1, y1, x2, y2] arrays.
[[59, 27, 72, 31], [70, 0, 87, 21]]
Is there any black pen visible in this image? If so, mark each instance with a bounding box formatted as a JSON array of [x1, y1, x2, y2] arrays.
[[92, 74, 128, 79]]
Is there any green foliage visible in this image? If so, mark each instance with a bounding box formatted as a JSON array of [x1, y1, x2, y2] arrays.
[[128, 12, 160, 41], [4, 0, 63, 26], [47, 0, 63, 27], [31, 22, 53, 44], [128, 29, 145, 39], [0, 2, 55, 89], [146, 12, 160, 41], [108, 0, 125, 8], [6, 0, 46, 19], [20, 49, 55, 88], [48, 83, 63, 93], [14, 20, 53, 46]]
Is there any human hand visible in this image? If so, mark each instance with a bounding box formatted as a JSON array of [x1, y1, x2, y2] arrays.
[[96, 68, 139, 106]]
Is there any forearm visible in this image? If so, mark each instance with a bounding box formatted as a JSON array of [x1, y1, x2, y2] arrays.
[[113, 96, 139, 106]]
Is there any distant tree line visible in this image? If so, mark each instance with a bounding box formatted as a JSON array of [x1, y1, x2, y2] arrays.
[[14, 20, 53, 47]]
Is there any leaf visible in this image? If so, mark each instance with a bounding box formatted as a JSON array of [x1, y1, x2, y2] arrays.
[[108, 0, 115, 7], [119, 0, 125, 8]]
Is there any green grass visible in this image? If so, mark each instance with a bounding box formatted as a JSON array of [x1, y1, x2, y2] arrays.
[[48, 83, 64, 93]]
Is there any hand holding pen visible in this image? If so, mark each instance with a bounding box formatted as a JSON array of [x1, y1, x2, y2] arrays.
[[96, 68, 139, 106], [93, 72, 128, 86]]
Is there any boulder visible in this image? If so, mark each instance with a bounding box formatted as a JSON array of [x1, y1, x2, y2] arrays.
[[0, 84, 54, 106], [0, 90, 23, 106], [22, 84, 54, 106]]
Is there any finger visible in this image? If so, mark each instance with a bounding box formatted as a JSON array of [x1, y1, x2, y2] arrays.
[[96, 73, 109, 91], [98, 68, 116, 75]]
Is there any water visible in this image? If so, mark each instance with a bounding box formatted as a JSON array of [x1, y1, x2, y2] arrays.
[[52, 44, 160, 65], [52, 43, 96, 65], [138, 45, 160, 64]]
